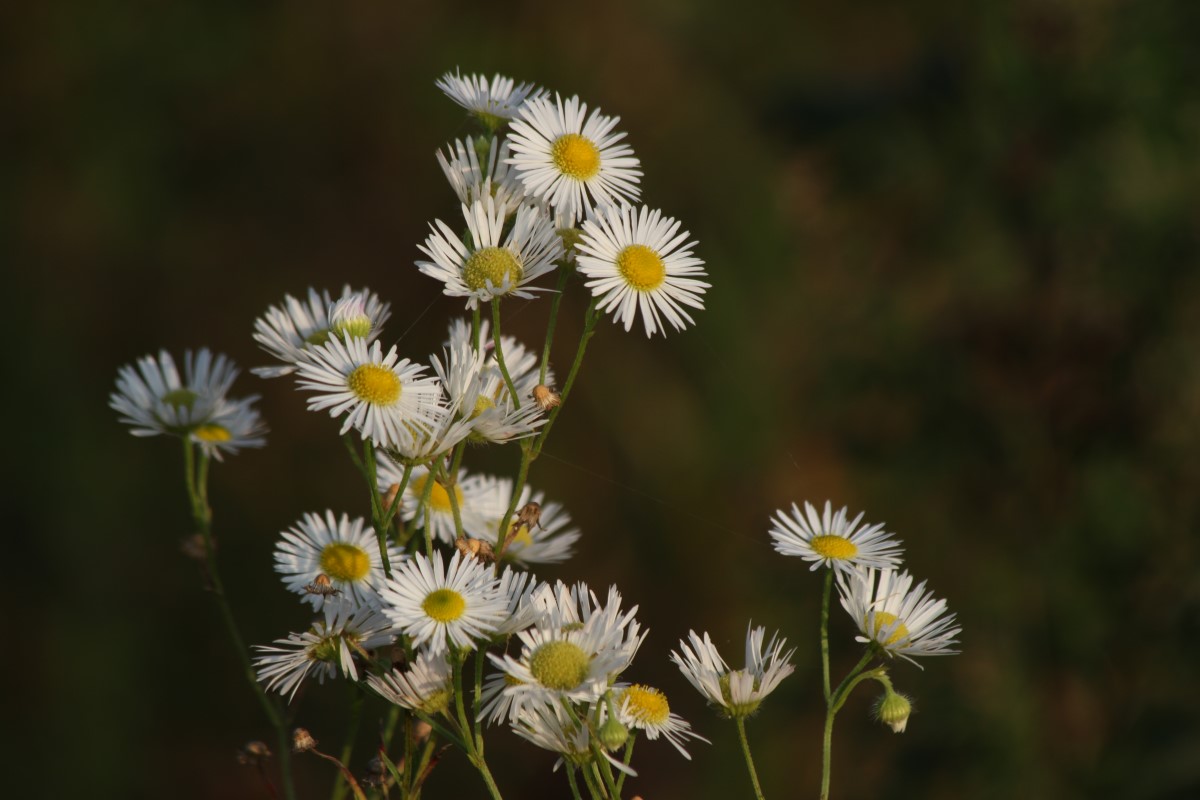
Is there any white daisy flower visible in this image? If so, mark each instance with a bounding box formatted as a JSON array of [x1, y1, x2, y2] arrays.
[[479, 481, 580, 565], [254, 602, 396, 701], [366, 650, 454, 715], [769, 500, 903, 576], [251, 286, 390, 378], [274, 511, 402, 610], [435, 70, 543, 128], [189, 394, 268, 461], [576, 204, 710, 337], [494, 567, 550, 636], [507, 93, 642, 225], [417, 197, 563, 308], [437, 136, 526, 216], [614, 684, 709, 759], [671, 625, 796, 719], [293, 334, 442, 449], [837, 567, 961, 666], [111, 348, 237, 438], [512, 698, 635, 776], [380, 551, 508, 655], [375, 462, 492, 546]]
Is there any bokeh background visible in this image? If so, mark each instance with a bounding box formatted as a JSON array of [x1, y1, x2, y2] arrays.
[[9, 1, 1200, 798]]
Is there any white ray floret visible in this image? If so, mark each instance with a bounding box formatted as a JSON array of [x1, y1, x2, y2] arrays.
[[671, 625, 796, 719], [366, 650, 454, 715], [417, 197, 563, 308], [293, 334, 442, 449], [251, 286, 390, 378], [837, 567, 961, 666], [769, 500, 903, 576], [576, 203, 710, 337], [435, 70, 543, 126], [437, 136, 526, 215], [507, 93, 642, 224], [274, 510, 402, 610], [512, 698, 636, 776], [478, 480, 580, 565], [191, 394, 268, 461]]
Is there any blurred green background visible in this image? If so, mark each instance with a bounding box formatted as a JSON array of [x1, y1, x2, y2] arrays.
[[9, 0, 1200, 798]]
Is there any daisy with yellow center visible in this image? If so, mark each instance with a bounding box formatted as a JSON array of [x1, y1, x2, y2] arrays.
[[435, 70, 544, 129], [837, 567, 961, 666], [293, 333, 442, 449], [111, 348, 238, 438], [507, 93, 642, 224], [769, 499, 904, 576], [379, 551, 508, 655], [671, 625, 796, 720], [366, 651, 454, 716], [189, 395, 267, 462], [615, 684, 709, 759], [576, 204, 711, 337], [251, 286, 390, 378], [417, 196, 563, 308], [274, 511, 402, 610]]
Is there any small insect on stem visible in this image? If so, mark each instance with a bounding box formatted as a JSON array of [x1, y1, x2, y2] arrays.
[[455, 536, 496, 563], [499, 501, 543, 556]]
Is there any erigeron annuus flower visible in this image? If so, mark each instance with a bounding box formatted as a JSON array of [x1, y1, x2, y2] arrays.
[[837, 567, 961, 665], [435, 70, 543, 129], [437, 136, 526, 216], [615, 684, 708, 759], [190, 394, 268, 461], [511, 698, 635, 775], [672, 625, 796, 719], [274, 511, 402, 610], [576, 203, 710, 337], [380, 551, 508, 655], [254, 603, 396, 701], [375, 461, 492, 546], [769, 500, 903, 576], [507, 93, 642, 225], [111, 348, 238, 438], [417, 197, 563, 308], [251, 286, 390, 378], [294, 334, 442, 449], [480, 481, 580, 565], [366, 650, 454, 715]]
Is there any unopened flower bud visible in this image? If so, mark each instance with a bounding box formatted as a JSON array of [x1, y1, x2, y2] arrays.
[[875, 692, 913, 734], [531, 385, 561, 411], [236, 740, 272, 765], [597, 716, 629, 750], [292, 727, 317, 752]]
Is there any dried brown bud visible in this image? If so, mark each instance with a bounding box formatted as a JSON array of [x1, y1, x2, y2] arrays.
[[236, 741, 272, 766], [413, 720, 433, 743], [303, 573, 342, 598], [531, 384, 561, 411], [455, 536, 495, 562], [292, 728, 317, 753], [382, 483, 402, 514], [180, 533, 207, 561]]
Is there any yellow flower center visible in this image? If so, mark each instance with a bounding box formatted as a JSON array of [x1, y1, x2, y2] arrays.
[[616, 245, 666, 292], [470, 395, 496, 419], [551, 133, 601, 179], [320, 543, 371, 582], [528, 640, 590, 690], [347, 363, 401, 405], [717, 670, 762, 718], [410, 474, 463, 514], [621, 685, 670, 726], [331, 316, 372, 340], [509, 524, 533, 549], [309, 633, 347, 663], [870, 611, 910, 646], [463, 246, 523, 292], [810, 535, 858, 560], [420, 688, 452, 715], [162, 388, 198, 409], [422, 588, 466, 622], [193, 424, 231, 442]]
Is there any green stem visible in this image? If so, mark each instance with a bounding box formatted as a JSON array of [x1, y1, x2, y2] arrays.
[[614, 734, 636, 796], [566, 766, 587, 800], [362, 443, 392, 579], [820, 649, 880, 800], [532, 298, 599, 459], [579, 763, 606, 800], [330, 689, 364, 800], [436, 460, 466, 542], [734, 717, 766, 800], [496, 446, 532, 553], [181, 440, 297, 800], [821, 569, 832, 703], [490, 300, 522, 410], [538, 264, 573, 386]]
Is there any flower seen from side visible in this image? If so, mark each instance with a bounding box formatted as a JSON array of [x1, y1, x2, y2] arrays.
[[366, 650, 454, 715], [769, 500, 903, 576], [437, 136, 526, 216], [615, 684, 708, 759], [435, 70, 543, 129], [672, 625, 795, 719], [837, 567, 961, 666], [111, 348, 238, 438], [251, 286, 390, 378]]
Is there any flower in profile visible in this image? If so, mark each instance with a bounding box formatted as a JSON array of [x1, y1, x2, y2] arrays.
[[671, 625, 795, 719], [507, 94, 642, 224], [111, 349, 238, 438], [251, 286, 390, 378], [379, 551, 508, 655], [837, 567, 961, 666], [274, 511, 402, 610], [375, 462, 492, 546], [769, 500, 903, 576], [614, 684, 709, 759], [293, 334, 442, 449], [576, 204, 709, 337], [189, 394, 268, 461], [254, 602, 396, 701], [435, 70, 543, 129], [437, 136, 526, 216], [417, 197, 562, 307], [366, 650, 454, 715]]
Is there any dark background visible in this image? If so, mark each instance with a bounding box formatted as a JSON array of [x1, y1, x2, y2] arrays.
[[8, 1, 1200, 798]]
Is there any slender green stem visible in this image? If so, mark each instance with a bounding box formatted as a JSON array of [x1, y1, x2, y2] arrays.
[[566, 766, 587, 800], [579, 763, 606, 800], [473, 647, 486, 749], [382, 463, 413, 539], [181, 440, 297, 800], [410, 735, 438, 797], [532, 298, 599, 459], [734, 717, 766, 800], [342, 433, 369, 479], [490, 300, 522, 410], [496, 446, 532, 553], [820, 649, 881, 800], [330, 689, 364, 800], [362, 443, 393, 578], [436, 460, 466, 542], [538, 264, 573, 386], [614, 733, 636, 796], [449, 650, 504, 800], [821, 569, 833, 703]]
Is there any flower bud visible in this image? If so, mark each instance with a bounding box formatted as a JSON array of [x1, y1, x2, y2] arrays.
[[532, 385, 561, 411], [292, 727, 317, 752], [597, 716, 629, 750], [875, 691, 913, 734]]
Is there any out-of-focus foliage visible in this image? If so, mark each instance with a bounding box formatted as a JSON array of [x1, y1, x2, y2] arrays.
[[8, 0, 1200, 798]]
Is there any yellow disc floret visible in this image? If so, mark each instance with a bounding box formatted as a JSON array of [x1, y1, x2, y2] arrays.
[[869, 611, 910, 646], [810, 534, 858, 561], [347, 363, 401, 405], [529, 640, 590, 690], [193, 424, 232, 442], [320, 542, 371, 582], [616, 244, 666, 292], [621, 685, 670, 726], [463, 246, 523, 292], [410, 474, 463, 514], [422, 588, 466, 622], [551, 133, 601, 179]]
